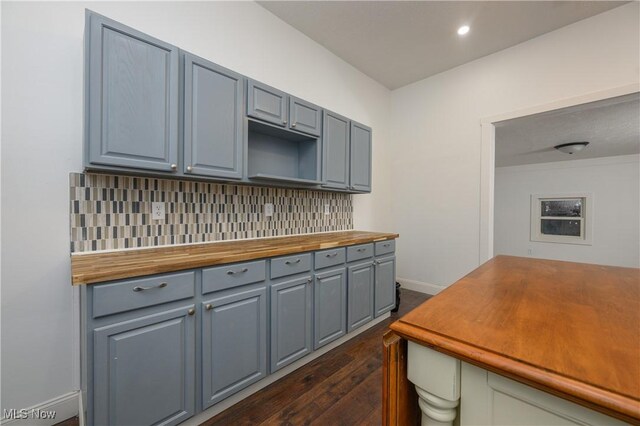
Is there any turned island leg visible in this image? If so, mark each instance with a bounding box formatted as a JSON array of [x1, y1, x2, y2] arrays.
[[407, 342, 461, 426]]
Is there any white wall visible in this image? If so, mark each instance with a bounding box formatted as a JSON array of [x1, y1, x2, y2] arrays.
[[0, 1, 391, 414], [494, 155, 639, 268], [390, 3, 639, 292]]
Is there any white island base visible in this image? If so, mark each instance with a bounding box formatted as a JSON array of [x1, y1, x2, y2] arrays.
[[407, 342, 628, 426]]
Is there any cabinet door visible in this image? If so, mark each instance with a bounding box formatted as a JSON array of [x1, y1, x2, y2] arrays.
[[270, 275, 313, 372], [322, 111, 350, 189], [86, 11, 179, 172], [349, 121, 372, 192], [289, 96, 321, 136], [247, 80, 288, 127], [183, 53, 243, 179], [314, 267, 347, 349], [375, 256, 396, 317], [347, 261, 375, 332], [201, 286, 267, 409], [93, 306, 195, 426]]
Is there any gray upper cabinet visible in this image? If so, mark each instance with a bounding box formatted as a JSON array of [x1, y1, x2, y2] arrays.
[[349, 121, 372, 192], [289, 96, 322, 136], [183, 53, 243, 179], [322, 111, 350, 190], [374, 256, 396, 317], [93, 305, 195, 426], [85, 11, 179, 172], [314, 267, 347, 349], [247, 80, 288, 127], [84, 11, 373, 193], [270, 275, 313, 372], [201, 285, 267, 409], [347, 261, 375, 332]]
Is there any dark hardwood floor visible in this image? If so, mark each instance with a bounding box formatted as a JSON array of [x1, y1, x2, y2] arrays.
[[53, 289, 429, 426], [202, 288, 430, 426], [54, 416, 79, 426]]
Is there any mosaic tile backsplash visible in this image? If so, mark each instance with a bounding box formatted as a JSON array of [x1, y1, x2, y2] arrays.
[[70, 173, 353, 252]]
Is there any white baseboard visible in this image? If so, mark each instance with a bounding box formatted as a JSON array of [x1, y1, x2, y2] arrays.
[[1, 391, 79, 426], [397, 277, 445, 296], [181, 311, 391, 426]]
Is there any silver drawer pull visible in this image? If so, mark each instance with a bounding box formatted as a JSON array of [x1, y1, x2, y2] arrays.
[[383, 243, 391, 247], [133, 282, 168, 292], [227, 268, 248, 275], [285, 258, 301, 265], [325, 252, 338, 258], [357, 248, 367, 252]]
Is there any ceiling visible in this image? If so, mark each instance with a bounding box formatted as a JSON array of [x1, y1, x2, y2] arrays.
[[258, 1, 626, 90], [495, 93, 640, 167]]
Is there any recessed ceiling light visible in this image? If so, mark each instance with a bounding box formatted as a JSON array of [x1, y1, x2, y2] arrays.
[[457, 25, 470, 36]]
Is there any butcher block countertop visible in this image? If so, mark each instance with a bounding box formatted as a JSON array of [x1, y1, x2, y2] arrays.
[[390, 255, 640, 424], [71, 230, 398, 285]]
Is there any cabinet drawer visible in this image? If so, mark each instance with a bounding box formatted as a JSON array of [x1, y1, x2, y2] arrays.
[[271, 253, 312, 279], [314, 248, 346, 270], [92, 271, 195, 318], [202, 260, 266, 294], [375, 240, 395, 256], [347, 243, 374, 262]]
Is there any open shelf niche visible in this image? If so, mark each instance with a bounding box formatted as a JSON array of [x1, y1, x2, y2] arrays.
[[247, 119, 321, 186]]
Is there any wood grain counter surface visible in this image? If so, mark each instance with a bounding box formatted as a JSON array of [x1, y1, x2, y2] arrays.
[[71, 230, 398, 285], [390, 255, 640, 424]]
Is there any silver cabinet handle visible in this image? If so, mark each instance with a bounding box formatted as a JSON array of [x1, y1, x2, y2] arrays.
[[285, 258, 301, 265], [325, 252, 338, 258], [227, 268, 248, 275], [292, 122, 297, 127], [283, 120, 288, 125], [357, 248, 367, 252], [205, 304, 213, 311], [170, 164, 177, 171], [133, 282, 167, 292], [188, 308, 195, 316], [307, 278, 313, 283], [383, 243, 391, 247], [186, 165, 193, 172]]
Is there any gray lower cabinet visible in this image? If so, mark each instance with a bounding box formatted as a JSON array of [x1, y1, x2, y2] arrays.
[[201, 285, 267, 409], [85, 241, 396, 425], [93, 305, 195, 426], [183, 53, 243, 179], [350, 121, 372, 192], [270, 275, 313, 372], [314, 267, 347, 349], [85, 11, 179, 173], [247, 80, 288, 127], [347, 261, 375, 332], [374, 256, 396, 317]]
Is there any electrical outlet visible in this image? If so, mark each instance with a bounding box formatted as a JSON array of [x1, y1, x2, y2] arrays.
[[265, 203, 274, 217], [152, 202, 165, 221], [324, 204, 330, 215]]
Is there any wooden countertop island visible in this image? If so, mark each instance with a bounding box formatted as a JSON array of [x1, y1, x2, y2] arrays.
[[388, 256, 640, 425], [71, 230, 398, 285]]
